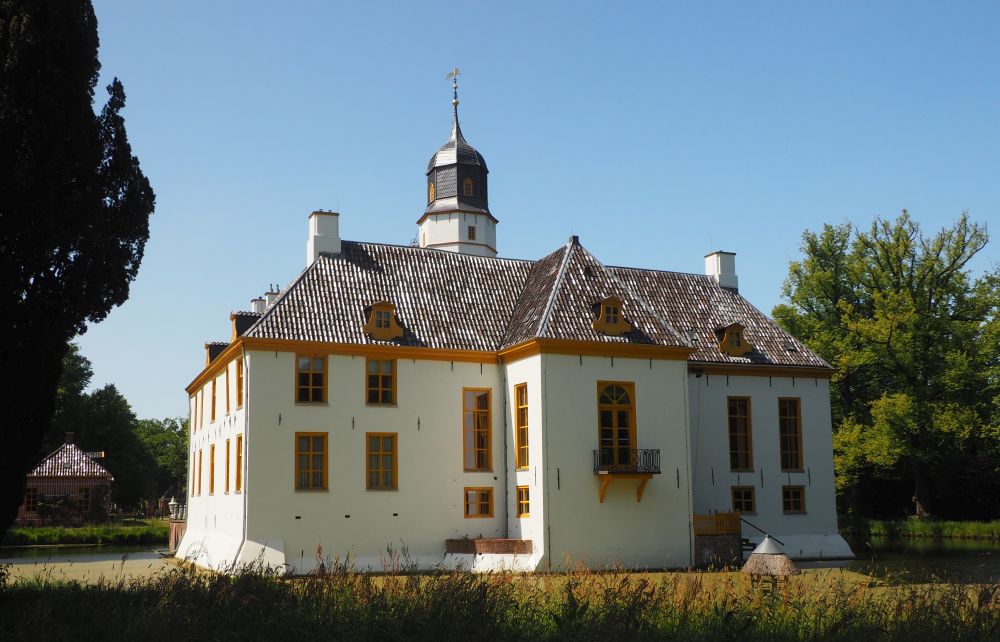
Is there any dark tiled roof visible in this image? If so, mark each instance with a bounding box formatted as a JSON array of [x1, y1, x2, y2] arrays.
[[240, 239, 830, 369], [30, 443, 113, 479], [610, 267, 830, 368], [427, 116, 487, 172]]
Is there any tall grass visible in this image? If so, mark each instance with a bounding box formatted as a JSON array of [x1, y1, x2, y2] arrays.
[[1, 521, 168, 546], [843, 517, 1000, 541], [0, 561, 997, 641]]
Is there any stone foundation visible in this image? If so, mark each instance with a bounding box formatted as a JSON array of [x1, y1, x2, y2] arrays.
[[445, 538, 532, 555], [169, 519, 187, 552], [693, 534, 741, 568]]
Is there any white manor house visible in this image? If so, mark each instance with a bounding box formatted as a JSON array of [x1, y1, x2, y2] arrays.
[[177, 87, 852, 573]]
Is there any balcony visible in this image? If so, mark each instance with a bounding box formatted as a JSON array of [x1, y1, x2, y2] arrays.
[[592, 449, 661, 474], [592, 449, 661, 503]]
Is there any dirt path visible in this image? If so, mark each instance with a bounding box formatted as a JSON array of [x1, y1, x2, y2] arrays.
[[2, 550, 178, 584]]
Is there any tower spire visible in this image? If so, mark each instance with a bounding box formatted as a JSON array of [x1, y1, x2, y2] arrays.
[[447, 67, 461, 125]]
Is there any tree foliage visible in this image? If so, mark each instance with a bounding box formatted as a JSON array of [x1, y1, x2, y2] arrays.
[[774, 212, 1000, 518], [0, 0, 154, 535]]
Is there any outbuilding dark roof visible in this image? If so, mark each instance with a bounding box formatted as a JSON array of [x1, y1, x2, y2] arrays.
[[239, 239, 830, 370], [30, 443, 113, 479]]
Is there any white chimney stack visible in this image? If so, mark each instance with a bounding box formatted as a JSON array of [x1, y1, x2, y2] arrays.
[[264, 290, 279, 307], [705, 251, 738, 292], [250, 297, 265, 314], [307, 210, 341, 265]]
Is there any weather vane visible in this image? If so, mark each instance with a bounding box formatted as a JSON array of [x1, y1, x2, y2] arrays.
[[447, 67, 460, 107]]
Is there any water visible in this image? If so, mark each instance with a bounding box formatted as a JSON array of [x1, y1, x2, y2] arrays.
[[0, 544, 160, 563]]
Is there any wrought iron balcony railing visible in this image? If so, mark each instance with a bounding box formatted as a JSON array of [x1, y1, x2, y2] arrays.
[[592, 449, 661, 474]]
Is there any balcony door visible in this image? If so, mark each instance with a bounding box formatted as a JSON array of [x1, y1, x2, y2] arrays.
[[598, 382, 636, 469]]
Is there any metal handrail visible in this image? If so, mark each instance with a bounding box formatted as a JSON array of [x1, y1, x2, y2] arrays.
[[592, 449, 661, 474]]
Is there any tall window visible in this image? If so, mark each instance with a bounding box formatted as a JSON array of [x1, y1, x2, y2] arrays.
[[191, 452, 196, 496], [463, 389, 491, 471], [428, 181, 435, 203], [191, 396, 197, 433], [366, 359, 395, 405], [235, 434, 243, 493], [515, 384, 529, 469], [198, 390, 203, 430], [464, 487, 493, 518], [24, 487, 38, 512], [209, 444, 216, 495], [463, 177, 474, 196], [198, 449, 203, 496], [78, 487, 91, 512], [731, 486, 756, 513], [366, 433, 398, 490], [211, 380, 217, 422], [782, 486, 805, 513], [597, 382, 636, 468], [225, 367, 231, 414], [236, 360, 244, 408], [295, 433, 328, 490], [516, 486, 530, 517], [779, 398, 803, 470], [225, 439, 231, 494], [728, 397, 753, 471], [296, 355, 326, 403]]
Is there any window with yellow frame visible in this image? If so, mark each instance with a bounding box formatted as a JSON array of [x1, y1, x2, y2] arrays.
[[516, 486, 530, 517], [296, 355, 326, 403], [464, 487, 493, 518], [235, 359, 244, 408], [295, 432, 328, 490], [779, 398, 803, 471], [366, 433, 397, 490], [515, 383, 528, 469], [728, 397, 753, 471], [463, 389, 491, 471], [366, 359, 395, 405], [235, 434, 243, 493]]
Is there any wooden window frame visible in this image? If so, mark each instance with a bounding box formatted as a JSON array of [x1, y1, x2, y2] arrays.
[[596, 381, 637, 468], [295, 354, 328, 404], [782, 485, 806, 514], [365, 358, 397, 406], [294, 432, 329, 491], [516, 485, 530, 518], [591, 296, 632, 336], [78, 487, 91, 512], [191, 451, 196, 496], [225, 366, 231, 415], [191, 396, 197, 433], [462, 388, 492, 472], [463, 177, 474, 196], [731, 485, 756, 513], [236, 359, 244, 408], [235, 434, 243, 493], [515, 383, 529, 470], [224, 438, 231, 494], [24, 487, 38, 512], [197, 449, 203, 496], [210, 379, 217, 422], [718, 323, 753, 357], [198, 390, 203, 430], [468, 224, 477, 240], [428, 180, 436, 203], [362, 302, 404, 341], [209, 443, 216, 495], [464, 487, 493, 518], [779, 397, 803, 471], [727, 396, 753, 472], [366, 432, 398, 490]]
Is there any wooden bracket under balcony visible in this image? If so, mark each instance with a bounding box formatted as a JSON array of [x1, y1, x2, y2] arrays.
[[597, 471, 653, 503]]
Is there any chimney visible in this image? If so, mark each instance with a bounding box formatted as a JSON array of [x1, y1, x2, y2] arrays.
[[307, 210, 341, 265], [264, 290, 279, 307], [705, 251, 738, 292], [250, 297, 265, 314]]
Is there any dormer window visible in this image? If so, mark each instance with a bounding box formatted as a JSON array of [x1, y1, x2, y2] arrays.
[[463, 177, 474, 196], [362, 302, 404, 341], [592, 296, 632, 336], [428, 181, 436, 203], [717, 322, 752, 357]]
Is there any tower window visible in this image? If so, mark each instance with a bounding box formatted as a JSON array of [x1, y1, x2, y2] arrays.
[[428, 181, 436, 203], [468, 225, 476, 241], [463, 177, 474, 196]]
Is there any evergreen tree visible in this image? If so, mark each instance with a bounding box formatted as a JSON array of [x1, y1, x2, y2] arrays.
[[0, 1, 154, 534]]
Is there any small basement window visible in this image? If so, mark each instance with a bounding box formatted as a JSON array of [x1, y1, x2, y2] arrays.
[[717, 322, 752, 357], [362, 302, 404, 341], [591, 296, 632, 336]]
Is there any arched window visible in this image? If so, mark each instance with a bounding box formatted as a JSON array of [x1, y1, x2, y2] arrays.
[[463, 177, 474, 196], [597, 382, 636, 469]]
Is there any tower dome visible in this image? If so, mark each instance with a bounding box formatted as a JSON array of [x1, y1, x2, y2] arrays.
[[417, 71, 497, 257]]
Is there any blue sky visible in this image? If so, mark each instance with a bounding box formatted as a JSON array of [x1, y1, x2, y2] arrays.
[[80, 1, 999, 420]]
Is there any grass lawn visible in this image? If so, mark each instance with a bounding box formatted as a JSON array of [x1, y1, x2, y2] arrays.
[[1, 520, 168, 547]]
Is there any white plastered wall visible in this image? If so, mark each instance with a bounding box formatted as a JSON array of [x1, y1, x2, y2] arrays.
[[688, 372, 852, 559], [240, 351, 506, 574], [177, 356, 250, 571], [418, 212, 497, 257], [539, 354, 694, 570]]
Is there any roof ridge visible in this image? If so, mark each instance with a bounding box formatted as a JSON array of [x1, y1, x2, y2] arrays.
[[346, 239, 534, 264], [535, 243, 575, 338], [578, 246, 691, 348], [242, 262, 313, 338]]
